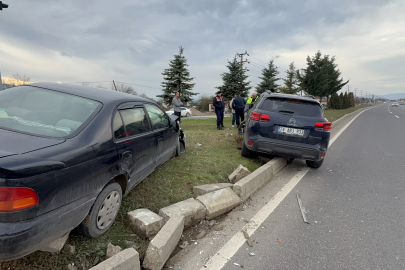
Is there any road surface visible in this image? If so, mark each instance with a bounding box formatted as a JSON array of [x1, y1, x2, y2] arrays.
[[218, 104, 405, 269]]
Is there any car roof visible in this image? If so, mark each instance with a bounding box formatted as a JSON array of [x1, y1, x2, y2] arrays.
[[260, 92, 321, 104], [28, 82, 152, 104]]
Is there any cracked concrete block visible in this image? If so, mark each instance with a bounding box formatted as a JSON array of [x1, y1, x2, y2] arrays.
[[143, 215, 184, 270], [192, 183, 234, 196], [90, 248, 140, 270], [106, 243, 123, 259], [127, 209, 164, 239], [159, 198, 206, 227], [196, 187, 241, 220], [38, 232, 70, 253]]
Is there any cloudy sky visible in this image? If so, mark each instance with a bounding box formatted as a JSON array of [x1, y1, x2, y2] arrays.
[[1, 0, 404, 98]]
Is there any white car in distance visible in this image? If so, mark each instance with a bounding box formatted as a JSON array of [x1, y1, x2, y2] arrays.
[[392, 102, 399, 107], [166, 107, 192, 117]]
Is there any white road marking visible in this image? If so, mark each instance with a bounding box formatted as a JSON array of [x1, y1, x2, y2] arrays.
[[201, 106, 375, 270], [395, 115, 400, 118]]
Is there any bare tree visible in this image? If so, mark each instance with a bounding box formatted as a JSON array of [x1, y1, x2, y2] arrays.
[[3, 73, 31, 86], [110, 82, 137, 95]]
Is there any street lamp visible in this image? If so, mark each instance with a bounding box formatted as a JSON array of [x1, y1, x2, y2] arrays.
[[0, 1, 8, 10]]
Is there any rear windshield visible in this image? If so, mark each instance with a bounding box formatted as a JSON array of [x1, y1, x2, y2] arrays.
[[0, 86, 101, 138], [260, 97, 323, 117]]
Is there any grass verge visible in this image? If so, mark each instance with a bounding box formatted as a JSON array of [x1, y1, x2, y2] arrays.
[[1, 117, 262, 270], [324, 104, 372, 122]]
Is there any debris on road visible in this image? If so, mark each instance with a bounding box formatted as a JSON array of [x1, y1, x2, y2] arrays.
[[249, 252, 256, 256], [242, 230, 254, 247], [296, 192, 310, 224], [196, 230, 207, 239], [179, 241, 189, 249]]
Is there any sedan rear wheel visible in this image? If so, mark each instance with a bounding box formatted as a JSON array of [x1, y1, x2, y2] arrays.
[[77, 182, 122, 238], [186, 112, 190, 117]]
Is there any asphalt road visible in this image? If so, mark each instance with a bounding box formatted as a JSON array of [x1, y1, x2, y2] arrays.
[[222, 104, 405, 270]]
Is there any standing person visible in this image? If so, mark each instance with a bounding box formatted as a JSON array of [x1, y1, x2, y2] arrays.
[[232, 93, 246, 131], [230, 94, 236, 127], [213, 91, 225, 130], [172, 91, 183, 122], [247, 92, 258, 105]]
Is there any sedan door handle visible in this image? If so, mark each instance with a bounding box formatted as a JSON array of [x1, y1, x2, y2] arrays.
[[122, 151, 132, 159]]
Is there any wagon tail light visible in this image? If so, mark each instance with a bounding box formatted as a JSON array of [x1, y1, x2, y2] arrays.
[[315, 122, 332, 131], [0, 187, 39, 212], [250, 112, 270, 122]]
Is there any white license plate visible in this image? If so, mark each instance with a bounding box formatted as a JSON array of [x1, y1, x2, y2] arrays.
[[278, 126, 305, 136]]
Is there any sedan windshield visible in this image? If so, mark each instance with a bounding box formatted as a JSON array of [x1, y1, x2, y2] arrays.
[[0, 86, 101, 138]]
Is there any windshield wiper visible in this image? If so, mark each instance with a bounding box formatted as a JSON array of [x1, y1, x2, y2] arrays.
[[278, 110, 294, 115]]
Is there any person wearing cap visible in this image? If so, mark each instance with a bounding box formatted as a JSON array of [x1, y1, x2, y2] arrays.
[[213, 91, 225, 130]]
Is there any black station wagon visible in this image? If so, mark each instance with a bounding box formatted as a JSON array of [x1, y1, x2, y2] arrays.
[[241, 93, 331, 168], [0, 83, 185, 261]]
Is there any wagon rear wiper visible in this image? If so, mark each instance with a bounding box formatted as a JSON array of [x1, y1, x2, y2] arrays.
[[278, 110, 294, 115]]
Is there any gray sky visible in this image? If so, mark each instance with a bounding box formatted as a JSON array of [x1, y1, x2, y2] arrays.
[[1, 0, 404, 98]]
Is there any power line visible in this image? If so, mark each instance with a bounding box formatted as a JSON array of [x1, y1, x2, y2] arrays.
[[249, 55, 269, 65], [114, 81, 162, 90]]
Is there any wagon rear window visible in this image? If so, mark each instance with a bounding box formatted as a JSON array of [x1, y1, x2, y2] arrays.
[[260, 97, 323, 117], [0, 86, 101, 138]]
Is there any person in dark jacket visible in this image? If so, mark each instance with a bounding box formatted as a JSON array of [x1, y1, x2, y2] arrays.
[[213, 91, 225, 130], [232, 93, 246, 130]]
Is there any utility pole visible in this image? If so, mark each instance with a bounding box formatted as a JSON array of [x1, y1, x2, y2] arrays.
[[354, 88, 358, 104], [112, 80, 118, 91], [360, 90, 363, 105], [347, 85, 351, 94], [0, 1, 8, 10], [237, 51, 249, 69]]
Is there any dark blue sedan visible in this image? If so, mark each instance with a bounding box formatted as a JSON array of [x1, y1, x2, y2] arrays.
[[0, 83, 185, 261]]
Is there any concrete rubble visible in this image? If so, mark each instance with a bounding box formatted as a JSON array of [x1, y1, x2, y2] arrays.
[[127, 208, 164, 239], [143, 215, 184, 270], [159, 198, 206, 227], [39, 232, 70, 253], [106, 243, 123, 259], [196, 187, 242, 220], [228, 164, 251, 183]]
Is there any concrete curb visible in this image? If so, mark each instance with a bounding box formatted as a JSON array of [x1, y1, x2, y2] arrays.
[[196, 187, 241, 220], [233, 157, 287, 201], [89, 248, 140, 270]]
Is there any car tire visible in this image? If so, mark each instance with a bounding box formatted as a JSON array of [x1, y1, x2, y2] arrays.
[[175, 137, 181, 157], [186, 112, 190, 117], [306, 159, 324, 169], [241, 141, 254, 157], [77, 182, 122, 238]]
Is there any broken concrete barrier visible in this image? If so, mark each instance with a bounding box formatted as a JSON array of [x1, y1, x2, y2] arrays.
[[127, 208, 164, 239], [106, 243, 123, 259], [196, 187, 241, 220], [234, 157, 287, 201], [38, 232, 70, 253], [192, 183, 234, 196], [90, 248, 140, 270], [228, 164, 251, 183], [159, 198, 206, 227], [143, 215, 184, 270]]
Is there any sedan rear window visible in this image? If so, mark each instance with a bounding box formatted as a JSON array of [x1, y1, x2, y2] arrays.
[[260, 97, 323, 117], [0, 86, 101, 138]]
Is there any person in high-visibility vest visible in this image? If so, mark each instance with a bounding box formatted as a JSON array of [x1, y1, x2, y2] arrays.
[[247, 93, 258, 105]]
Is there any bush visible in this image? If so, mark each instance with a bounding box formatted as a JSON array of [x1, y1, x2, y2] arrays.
[[196, 94, 215, 111]]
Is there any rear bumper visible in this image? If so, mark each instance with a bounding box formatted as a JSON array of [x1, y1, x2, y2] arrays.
[[246, 137, 325, 161], [0, 197, 95, 262]]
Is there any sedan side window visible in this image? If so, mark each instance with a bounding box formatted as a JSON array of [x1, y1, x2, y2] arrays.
[[144, 104, 170, 130], [113, 112, 126, 139], [119, 108, 151, 137]]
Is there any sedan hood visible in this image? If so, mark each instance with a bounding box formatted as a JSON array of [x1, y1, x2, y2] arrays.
[[0, 129, 65, 158]]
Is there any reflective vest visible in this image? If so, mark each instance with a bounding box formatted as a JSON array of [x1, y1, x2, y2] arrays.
[[247, 96, 258, 104]]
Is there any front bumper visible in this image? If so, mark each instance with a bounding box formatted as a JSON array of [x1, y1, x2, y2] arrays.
[[247, 137, 325, 161], [0, 197, 95, 262]]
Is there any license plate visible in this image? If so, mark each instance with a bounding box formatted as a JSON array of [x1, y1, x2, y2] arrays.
[[278, 126, 305, 136]]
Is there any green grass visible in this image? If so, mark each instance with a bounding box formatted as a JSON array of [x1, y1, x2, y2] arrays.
[[1, 117, 261, 270], [324, 104, 371, 122]]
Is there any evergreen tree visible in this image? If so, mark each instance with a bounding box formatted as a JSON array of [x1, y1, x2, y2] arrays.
[[255, 59, 280, 95], [216, 57, 251, 100], [279, 62, 299, 95], [339, 93, 345, 109], [328, 93, 339, 109], [343, 92, 350, 109], [349, 92, 355, 107], [297, 51, 349, 102], [157, 46, 197, 104]]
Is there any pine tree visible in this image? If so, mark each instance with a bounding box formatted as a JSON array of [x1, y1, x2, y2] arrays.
[[157, 46, 197, 104], [349, 92, 355, 107], [216, 57, 251, 100], [343, 92, 351, 108], [328, 93, 339, 109], [339, 93, 345, 109], [279, 62, 299, 95], [255, 59, 280, 95]]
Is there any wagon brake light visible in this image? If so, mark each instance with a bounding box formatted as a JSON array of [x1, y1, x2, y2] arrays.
[[250, 112, 270, 122], [315, 122, 332, 131], [0, 187, 39, 212]]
